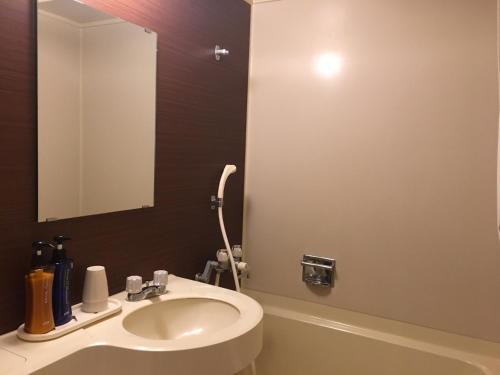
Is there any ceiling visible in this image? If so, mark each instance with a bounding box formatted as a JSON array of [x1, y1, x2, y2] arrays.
[[38, 0, 116, 24], [248, 0, 282, 4]]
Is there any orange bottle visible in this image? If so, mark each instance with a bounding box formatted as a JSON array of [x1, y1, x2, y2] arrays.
[[24, 242, 55, 334]]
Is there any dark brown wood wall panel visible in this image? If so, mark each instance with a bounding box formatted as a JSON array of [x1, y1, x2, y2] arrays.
[[0, 0, 250, 334]]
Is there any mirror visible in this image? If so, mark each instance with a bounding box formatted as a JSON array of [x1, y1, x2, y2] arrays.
[[37, 0, 157, 222]]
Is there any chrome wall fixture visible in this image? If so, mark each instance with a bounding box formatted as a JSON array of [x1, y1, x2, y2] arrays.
[[214, 45, 229, 61], [210, 195, 223, 209], [301, 255, 336, 288]]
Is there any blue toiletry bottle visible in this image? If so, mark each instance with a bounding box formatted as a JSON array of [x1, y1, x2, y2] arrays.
[[51, 235, 73, 326]]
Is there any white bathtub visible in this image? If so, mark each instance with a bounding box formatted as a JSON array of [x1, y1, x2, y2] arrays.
[[241, 290, 500, 375]]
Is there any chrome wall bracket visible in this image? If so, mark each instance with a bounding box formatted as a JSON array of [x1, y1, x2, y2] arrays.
[[301, 255, 336, 288], [210, 195, 223, 210], [214, 45, 229, 61]]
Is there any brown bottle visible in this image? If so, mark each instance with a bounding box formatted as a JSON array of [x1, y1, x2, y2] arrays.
[[24, 242, 55, 334]]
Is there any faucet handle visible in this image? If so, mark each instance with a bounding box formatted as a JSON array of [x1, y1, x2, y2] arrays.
[[126, 275, 143, 294], [153, 270, 168, 286]]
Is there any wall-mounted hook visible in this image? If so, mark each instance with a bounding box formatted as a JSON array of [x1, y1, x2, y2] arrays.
[[214, 45, 229, 61]]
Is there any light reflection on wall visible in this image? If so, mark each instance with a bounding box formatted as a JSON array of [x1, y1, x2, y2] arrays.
[[313, 52, 342, 78]]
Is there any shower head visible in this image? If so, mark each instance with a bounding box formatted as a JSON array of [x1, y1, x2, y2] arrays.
[[217, 164, 237, 199]]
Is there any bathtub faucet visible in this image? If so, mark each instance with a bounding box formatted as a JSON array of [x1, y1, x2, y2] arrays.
[[125, 270, 168, 302], [195, 245, 249, 286]]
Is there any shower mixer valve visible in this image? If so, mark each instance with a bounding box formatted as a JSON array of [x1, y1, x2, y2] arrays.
[[195, 245, 249, 285]]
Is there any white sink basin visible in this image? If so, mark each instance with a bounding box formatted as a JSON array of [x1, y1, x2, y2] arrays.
[[1, 276, 263, 375], [123, 297, 240, 340]]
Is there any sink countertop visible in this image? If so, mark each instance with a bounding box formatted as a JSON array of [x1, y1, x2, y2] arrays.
[[0, 275, 263, 375]]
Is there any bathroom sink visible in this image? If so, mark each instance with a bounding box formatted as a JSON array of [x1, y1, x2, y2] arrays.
[[122, 297, 241, 340], [113, 280, 263, 374], [1, 276, 263, 375]]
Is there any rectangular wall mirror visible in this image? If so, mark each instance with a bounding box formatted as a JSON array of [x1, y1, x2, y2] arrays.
[[37, 0, 157, 222]]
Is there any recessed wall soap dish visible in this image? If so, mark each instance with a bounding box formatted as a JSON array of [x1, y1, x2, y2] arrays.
[[301, 255, 336, 288]]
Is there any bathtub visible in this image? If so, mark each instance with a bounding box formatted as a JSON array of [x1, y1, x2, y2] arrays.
[[241, 290, 500, 375]]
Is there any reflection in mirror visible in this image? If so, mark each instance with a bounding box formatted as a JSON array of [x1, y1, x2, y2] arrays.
[[37, 0, 157, 222]]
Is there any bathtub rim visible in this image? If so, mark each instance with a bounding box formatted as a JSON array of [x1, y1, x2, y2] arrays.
[[244, 288, 500, 375]]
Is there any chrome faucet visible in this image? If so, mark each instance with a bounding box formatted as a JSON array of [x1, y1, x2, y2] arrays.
[[126, 270, 168, 302]]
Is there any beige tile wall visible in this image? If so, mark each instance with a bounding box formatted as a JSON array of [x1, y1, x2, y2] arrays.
[[243, 0, 500, 342]]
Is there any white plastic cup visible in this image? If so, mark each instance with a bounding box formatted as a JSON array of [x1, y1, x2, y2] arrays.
[[82, 266, 109, 313]]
